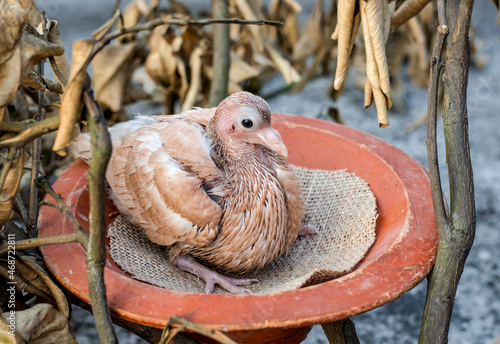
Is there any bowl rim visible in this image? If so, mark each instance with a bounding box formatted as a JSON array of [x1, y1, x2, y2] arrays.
[[39, 113, 438, 331]]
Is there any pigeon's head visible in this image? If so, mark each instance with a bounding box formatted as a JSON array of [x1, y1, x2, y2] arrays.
[[210, 92, 288, 158]]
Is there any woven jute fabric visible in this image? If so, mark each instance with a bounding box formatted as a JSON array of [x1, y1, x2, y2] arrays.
[[108, 166, 378, 294]]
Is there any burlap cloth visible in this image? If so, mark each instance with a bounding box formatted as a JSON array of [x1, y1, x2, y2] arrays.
[[108, 166, 378, 294]]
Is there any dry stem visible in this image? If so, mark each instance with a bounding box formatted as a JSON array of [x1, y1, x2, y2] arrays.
[[208, 0, 231, 107], [419, 0, 476, 342], [83, 89, 117, 344], [160, 315, 236, 344], [90, 17, 283, 61]]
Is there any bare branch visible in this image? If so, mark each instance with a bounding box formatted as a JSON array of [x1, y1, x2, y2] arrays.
[[90, 17, 284, 60], [83, 89, 117, 344], [37, 176, 89, 250], [208, 0, 231, 107], [0, 233, 79, 256], [0, 115, 60, 149], [425, 26, 450, 235]]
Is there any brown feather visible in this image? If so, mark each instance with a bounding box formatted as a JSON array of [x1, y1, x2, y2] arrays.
[[73, 92, 306, 274]]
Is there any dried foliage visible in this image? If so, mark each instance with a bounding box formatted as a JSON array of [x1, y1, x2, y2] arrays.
[[0, 0, 487, 342]]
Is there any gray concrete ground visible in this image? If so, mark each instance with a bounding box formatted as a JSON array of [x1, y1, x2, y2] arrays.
[[36, 0, 500, 343]]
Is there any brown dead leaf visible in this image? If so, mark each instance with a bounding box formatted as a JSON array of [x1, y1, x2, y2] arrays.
[[229, 52, 260, 84], [145, 26, 177, 89], [1, 304, 77, 344], [0, 1, 26, 109], [22, 70, 63, 94], [0, 318, 16, 344], [21, 256, 70, 318], [181, 45, 204, 111], [292, 0, 323, 62], [47, 20, 71, 87], [0, 47, 23, 110], [20, 30, 64, 79], [234, 0, 265, 53], [19, 0, 40, 27], [117, 2, 143, 42], [0, 148, 24, 227], [52, 39, 93, 155], [333, 0, 359, 90], [93, 9, 120, 40], [0, 0, 26, 65], [92, 41, 143, 112], [265, 41, 301, 84]]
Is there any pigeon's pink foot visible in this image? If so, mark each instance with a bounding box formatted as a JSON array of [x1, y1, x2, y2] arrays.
[[176, 255, 258, 294], [298, 224, 319, 236]]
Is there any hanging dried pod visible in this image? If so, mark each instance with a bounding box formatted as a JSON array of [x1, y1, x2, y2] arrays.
[[332, 0, 360, 90]]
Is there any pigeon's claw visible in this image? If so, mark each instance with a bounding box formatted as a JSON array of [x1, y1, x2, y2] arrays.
[[176, 255, 258, 294], [298, 224, 319, 236]]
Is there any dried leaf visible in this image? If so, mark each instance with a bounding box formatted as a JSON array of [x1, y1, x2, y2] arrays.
[[360, 0, 390, 127], [333, 0, 358, 90], [390, 0, 432, 31], [19, 30, 64, 77], [0, 325, 15, 344], [362, 0, 391, 103], [22, 70, 63, 94], [47, 20, 71, 87], [92, 42, 139, 112], [181, 46, 204, 111], [145, 26, 177, 88], [176, 57, 189, 101], [19, 0, 40, 27], [117, 2, 143, 42], [229, 52, 260, 83], [265, 41, 301, 84], [52, 39, 93, 155], [93, 9, 120, 40], [21, 256, 70, 318], [0, 148, 24, 227], [364, 78, 373, 108], [0, 1, 26, 109], [1, 304, 77, 344], [0, 0, 26, 65], [283, 0, 302, 12], [292, 0, 323, 62], [234, 0, 265, 53], [0, 47, 22, 109]]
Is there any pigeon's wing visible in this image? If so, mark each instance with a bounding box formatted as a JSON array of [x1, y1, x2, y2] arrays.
[[153, 107, 216, 128], [109, 119, 223, 247], [271, 155, 305, 247]]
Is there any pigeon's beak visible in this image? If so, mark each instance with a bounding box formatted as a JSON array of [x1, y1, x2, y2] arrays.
[[257, 127, 288, 158]]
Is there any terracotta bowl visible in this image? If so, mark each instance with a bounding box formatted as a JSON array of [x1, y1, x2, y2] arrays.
[[39, 113, 438, 344]]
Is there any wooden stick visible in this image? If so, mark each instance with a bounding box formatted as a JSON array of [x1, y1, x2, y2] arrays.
[[419, 0, 476, 342], [322, 318, 360, 344], [208, 0, 231, 107], [83, 90, 117, 344]]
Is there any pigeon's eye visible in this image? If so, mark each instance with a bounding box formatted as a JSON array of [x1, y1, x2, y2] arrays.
[[241, 118, 254, 129]]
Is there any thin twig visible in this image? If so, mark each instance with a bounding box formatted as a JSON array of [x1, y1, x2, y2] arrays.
[[437, 0, 449, 34], [83, 89, 117, 344], [36, 176, 89, 250], [419, 0, 476, 342], [160, 315, 237, 344], [0, 115, 60, 148], [90, 17, 284, 60], [15, 194, 29, 224], [0, 233, 79, 256], [425, 26, 450, 234], [27, 66, 46, 238]]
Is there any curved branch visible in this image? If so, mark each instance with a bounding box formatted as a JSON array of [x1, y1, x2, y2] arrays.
[[83, 89, 117, 344]]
